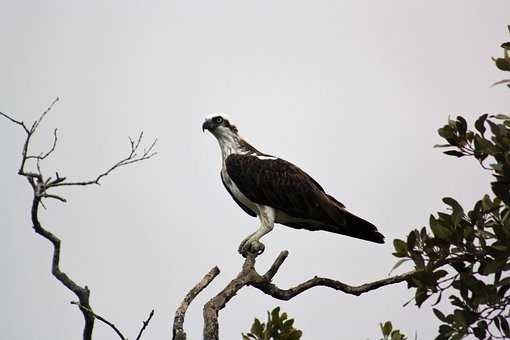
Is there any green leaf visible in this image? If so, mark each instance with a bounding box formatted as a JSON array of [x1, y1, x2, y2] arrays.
[[492, 114, 510, 120], [381, 321, 393, 336], [271, 307, 281, 325], [430, 217, 453, 240], [482, 194, 493, 211], [433, 308, 447, 322], [393, 239, 408, 256], [492, 181, 510, 205], [456, 116, 467, 135], [474, 321, 487, 339], [500, 316, 510, 337], [388, 258, 411, 275], [494, 57, 510, 71], [443, 150, 465, 157], [438, 324, 453, 334], [475, 114, 488, 135], [406, 231, 417, 251], [442, 197, 464, 225], [482, 260, 503, 275], [251, 319, 264, 337]]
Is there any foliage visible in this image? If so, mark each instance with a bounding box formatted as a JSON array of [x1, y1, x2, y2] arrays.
[[242, 307, 302, 340], [492, 25, 510, 88], [392, 113, 510, 339], [380, 321, 408, 340]]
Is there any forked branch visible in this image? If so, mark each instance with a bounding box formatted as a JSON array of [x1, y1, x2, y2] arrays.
[[1, 98, 157, 340], [171, 248, 418, 340]]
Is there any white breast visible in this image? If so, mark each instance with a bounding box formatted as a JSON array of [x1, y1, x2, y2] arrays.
[[221, 167, 259, 216]]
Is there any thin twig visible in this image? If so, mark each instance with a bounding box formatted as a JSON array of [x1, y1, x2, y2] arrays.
[[26, 128, 58, 161], [51, 132, 157, 187], [33, 97, 59, 131], [0, 110, 30, 133], [71, 301, 126, 340], [135, 309, 155, 340]]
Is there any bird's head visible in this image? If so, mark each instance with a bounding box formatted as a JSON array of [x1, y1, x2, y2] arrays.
[[202, 113, 239, 138]]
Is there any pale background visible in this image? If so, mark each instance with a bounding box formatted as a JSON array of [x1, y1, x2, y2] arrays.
[[1, 1, 509, 339]]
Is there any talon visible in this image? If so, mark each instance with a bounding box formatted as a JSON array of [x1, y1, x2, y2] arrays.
[[250, 240, 265, 255], [238, 239, 250, 257]]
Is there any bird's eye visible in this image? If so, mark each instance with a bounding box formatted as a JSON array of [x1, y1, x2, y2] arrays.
[[215, 117, 223, 124]]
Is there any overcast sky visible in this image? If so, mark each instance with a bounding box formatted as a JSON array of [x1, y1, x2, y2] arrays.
[[1, 1, 509, 339]]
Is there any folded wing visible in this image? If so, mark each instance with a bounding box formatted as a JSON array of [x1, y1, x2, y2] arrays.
[[225, 154, 384, 244]]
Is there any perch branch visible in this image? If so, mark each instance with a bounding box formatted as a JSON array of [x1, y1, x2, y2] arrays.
[[201, 250, 418, 340], [173, 267, 220, 340]]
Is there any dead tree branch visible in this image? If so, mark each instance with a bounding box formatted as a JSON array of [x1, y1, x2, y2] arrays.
[[1, 98, 157, 340], [51, 131, 157, 187], [136, 309, 155, 340], [173, 267, 220, 340], [71, 302, 127, 340], [198, 250, 418, 340]]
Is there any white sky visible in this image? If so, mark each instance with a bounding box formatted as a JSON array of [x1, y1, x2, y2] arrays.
[[1, 1, 509, 339]]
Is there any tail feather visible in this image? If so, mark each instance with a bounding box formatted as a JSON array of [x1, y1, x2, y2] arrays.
[[336, 209, 385, 244], [321, 194, 385, 244]]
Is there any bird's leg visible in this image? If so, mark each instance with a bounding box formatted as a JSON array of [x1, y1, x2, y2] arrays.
[[238, 206, 275, 257], [238, 232, 256, 254]]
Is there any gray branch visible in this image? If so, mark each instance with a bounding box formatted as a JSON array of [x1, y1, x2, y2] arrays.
[[173, 267, 220, 340], [71, 301, 127, 340], [31, 195, 95, 339], [136, 309, 155, 340], [51, 132, 157, 187], [201, 250, 418, 340], [2, 98, 157, 340]]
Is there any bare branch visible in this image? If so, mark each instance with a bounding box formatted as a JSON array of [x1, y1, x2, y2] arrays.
[[71, 301, 126, 340], [491, 79, 510, 87], [263, 250, 289, 280], [203, 254, 259, 340], [1, 98, 60, 178], [51, 132, 157, 187], [202, 250, 419, 340], [0, 110, 30, 133], [252, 269, 417, 300], [3, 100, 157, 339], [31, 196, 95, 339], [135, 309, 155, 340], [41, 193, 67, 203], [33, 97, 59, 131], [173, 267, 220, 340], [26, 128, 58, 161]]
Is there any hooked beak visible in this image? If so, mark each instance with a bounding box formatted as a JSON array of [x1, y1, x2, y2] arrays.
[[202, 119, 215, 132]]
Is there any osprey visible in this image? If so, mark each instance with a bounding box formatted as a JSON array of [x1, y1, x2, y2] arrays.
[[202, 113, 384, 255]]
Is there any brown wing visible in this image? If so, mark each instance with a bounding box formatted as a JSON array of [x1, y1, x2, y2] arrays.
[[225, 154, 384, 244], [225, 154, 339, 224]]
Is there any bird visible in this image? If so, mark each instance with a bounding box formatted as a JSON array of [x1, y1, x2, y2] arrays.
[[202, 113, 384, 256]]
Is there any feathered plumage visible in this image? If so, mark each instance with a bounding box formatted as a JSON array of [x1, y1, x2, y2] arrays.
[[203, 113, 384, 254]]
